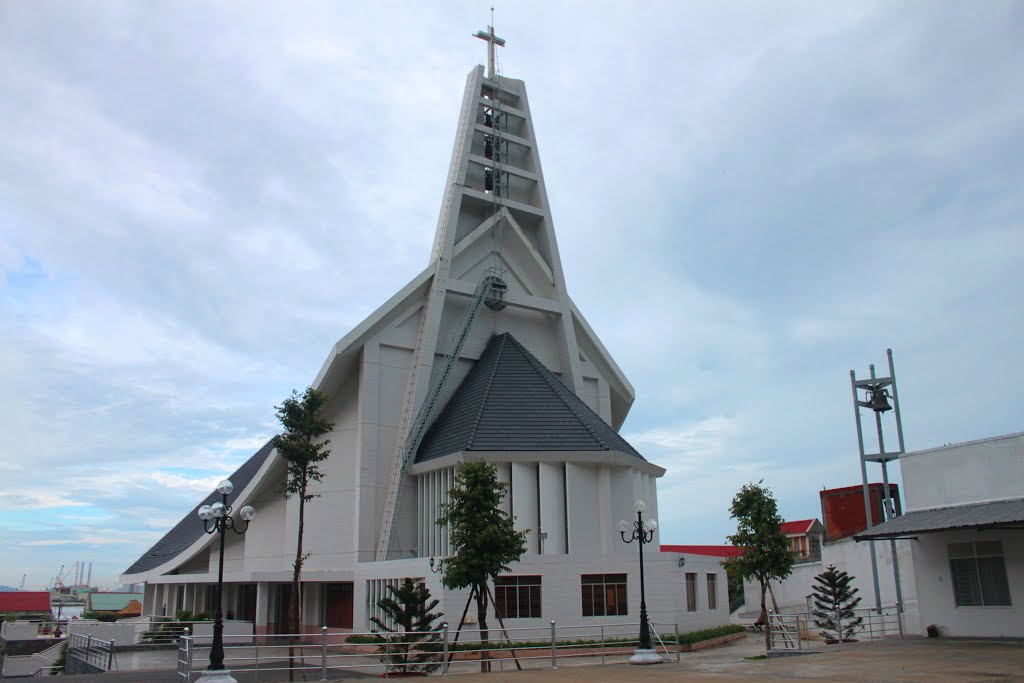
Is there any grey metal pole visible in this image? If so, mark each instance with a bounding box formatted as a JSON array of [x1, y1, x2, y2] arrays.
[[870, 363, 905, 638], [108, 639, 114, 671], [442, 623, 449, 676], [550, 620, 557, 669], [320, 626, 328, 681], [851, 370, 883, 613], [675, 623, 680, 662], [888, 349, 906, 454], [880, 459, 906, 638]]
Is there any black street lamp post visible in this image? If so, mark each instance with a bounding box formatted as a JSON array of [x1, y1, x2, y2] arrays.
[[197, 480, 255, 678], [618, 500, 662, 665]]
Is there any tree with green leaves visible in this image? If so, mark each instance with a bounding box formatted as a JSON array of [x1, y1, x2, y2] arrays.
[[724, 481, 794, 651], [812, 565, 863, 643], [435, 461, 527, 672], [274, 387, 333, 645], [370, 579, 444, 674]]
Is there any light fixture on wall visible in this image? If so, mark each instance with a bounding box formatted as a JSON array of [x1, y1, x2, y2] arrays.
[[677, 556, 686, 568]]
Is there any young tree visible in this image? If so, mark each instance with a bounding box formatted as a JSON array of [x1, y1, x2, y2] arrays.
[[274, 387, 333, 648], [812, 565, 863, 643], [435, 461, 527, 673], [724, 481, 794, 651], [370, 579, 444, 674]]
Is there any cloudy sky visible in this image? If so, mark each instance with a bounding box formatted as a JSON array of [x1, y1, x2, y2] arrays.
[[2, 1, 1022, 590]]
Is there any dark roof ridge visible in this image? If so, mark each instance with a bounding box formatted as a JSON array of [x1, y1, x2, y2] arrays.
[[504, 334, 614, 452], [464, 333, 509, 450]]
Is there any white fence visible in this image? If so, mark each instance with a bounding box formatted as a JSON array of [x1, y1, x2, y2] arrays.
[[176, 621, 687, 681]]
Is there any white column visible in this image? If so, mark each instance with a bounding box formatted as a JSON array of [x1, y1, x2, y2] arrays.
[[598, 465, 612, 554], [538, 462, 566, 554], [512, 462, 539, 554], [255, 582, 269, 636], [495, 463, 512, 515], [442, 467, 451, 556]]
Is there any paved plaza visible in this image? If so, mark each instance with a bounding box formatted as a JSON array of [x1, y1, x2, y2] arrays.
[[55, 635, 1024, 682]]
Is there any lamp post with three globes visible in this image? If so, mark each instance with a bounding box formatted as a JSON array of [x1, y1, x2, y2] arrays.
[[197, 480, 255, 679], [618, 500, 662, 665]]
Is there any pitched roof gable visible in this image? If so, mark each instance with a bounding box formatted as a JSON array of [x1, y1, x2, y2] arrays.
[[123, 437, 277, 576], [781, 519, 819, 535], [417, 333, 644, 462]]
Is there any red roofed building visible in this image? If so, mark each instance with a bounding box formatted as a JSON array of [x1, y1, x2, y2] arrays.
[[660, 544, 744, 559], [781, 518, 825, 564], [0, 591, 51, 619]]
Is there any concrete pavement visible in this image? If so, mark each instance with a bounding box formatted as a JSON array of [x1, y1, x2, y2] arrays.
[[53, 636, 1024, 682]]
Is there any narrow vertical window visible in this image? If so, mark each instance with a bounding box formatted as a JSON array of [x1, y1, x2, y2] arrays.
[[707, 574, 717, 610], [686, 573, 698, 612]]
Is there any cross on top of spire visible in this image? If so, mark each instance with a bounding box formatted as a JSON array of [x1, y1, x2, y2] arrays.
[[473, 14, 505, 79]]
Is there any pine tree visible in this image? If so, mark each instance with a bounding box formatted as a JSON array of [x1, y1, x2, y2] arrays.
[[812, 565, 863, 643], [370, 579, 444, 674]]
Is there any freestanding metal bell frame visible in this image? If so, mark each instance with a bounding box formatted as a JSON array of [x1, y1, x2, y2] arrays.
[[850, 348, 905, 637]]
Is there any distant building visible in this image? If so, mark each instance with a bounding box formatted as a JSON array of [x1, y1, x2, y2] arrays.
[[0, 592, 51, 620], [780, 519, 825, 564], [857, 432, 1023, 637], [84, 592, 144, 617]]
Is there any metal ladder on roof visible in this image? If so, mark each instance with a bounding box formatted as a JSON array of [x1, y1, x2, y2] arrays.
[[377, 273, 507, 560]]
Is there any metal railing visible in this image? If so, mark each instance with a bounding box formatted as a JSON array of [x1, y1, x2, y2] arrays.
[[66, 632, 116, 672], [176, 621, 687, 681], [766, 605, 903, 651]]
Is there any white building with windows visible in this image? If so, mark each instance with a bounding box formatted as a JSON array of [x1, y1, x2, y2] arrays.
[[856, 432, 1023, 637], [120, 31, 730, 639]]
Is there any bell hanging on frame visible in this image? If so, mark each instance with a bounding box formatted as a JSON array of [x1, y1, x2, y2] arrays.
[[867, 387, 892, 413]]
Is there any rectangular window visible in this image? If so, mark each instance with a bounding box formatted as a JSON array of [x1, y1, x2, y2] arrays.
[[494, 575, 541, 619], [322, 583, 354, 628], [581, 574, 628, 617], [686, 573, 698, 612], [948, 541, 1012, 607], [236, 584, 257, 622], [707, 574, 717, 610]]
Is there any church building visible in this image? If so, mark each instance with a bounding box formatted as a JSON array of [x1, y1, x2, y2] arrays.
[[121, 28, 729, 638]]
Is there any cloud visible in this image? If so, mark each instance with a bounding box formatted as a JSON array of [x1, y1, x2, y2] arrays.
[[1, 1, 1022, 586]]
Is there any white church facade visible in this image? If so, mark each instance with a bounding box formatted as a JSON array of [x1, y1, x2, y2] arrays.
[[121, 35, 729, 639]]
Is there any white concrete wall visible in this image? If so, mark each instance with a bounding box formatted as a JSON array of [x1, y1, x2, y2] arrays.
[[66, 620, 140, 643], [741, 536, 919, 633], [355, 552, 729, 635], [911, 529, 1021, 637], [901, 432, 1024, 511], [0, 620, 41, 640]]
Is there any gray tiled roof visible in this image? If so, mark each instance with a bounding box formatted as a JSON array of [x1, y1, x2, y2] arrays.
[[854, 497, 1024, 540], [123, 437, 277, 576], [416, 333, 645, 462]]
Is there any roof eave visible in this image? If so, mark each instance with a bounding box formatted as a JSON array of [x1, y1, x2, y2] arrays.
[[409, 449, 666, 477], [118, 447, 281, 585]]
